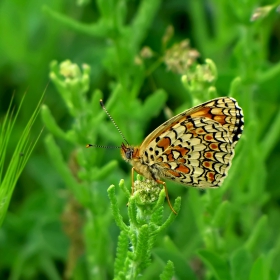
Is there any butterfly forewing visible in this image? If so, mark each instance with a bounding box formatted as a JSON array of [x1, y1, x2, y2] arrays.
[[188, 97, 244, 144], [140, 97, 243, 151]]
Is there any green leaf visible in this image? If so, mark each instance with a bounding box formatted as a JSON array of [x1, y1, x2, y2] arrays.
[[212, 200, 231, 227], [41, 105, 68, 141], [0, 93, 43, 227], [141, 89, 168, 121], [43, 5, 106, 37], [249, 256, 268, 280], [131, 0, 161, 48], [154, 247, 198, 280], [89, 160, 118, 180], [260, 107, 280, 161], [159, 260, 175, 280], [245, 215, 267, 252], [229, 76, 242, 98], [155, 196, 181, 233], [107, 185, 128, 232], [114, 231, 129, 277], [197, 249, 231, 280], [230, 247, 252, 280], [134, 224, 149, 264], [44, 134, 81, 194]]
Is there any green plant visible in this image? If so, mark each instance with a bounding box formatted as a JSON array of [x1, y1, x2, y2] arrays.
[[0, 94, 43, 227], [1, 0, 280, 279], [108, 176, 181, 279]]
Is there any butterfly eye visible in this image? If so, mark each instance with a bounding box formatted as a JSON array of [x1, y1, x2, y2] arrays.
[[125, 148, 134, 160]]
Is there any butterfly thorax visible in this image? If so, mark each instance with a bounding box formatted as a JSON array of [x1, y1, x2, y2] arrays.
[[121, 143, 156, 180]]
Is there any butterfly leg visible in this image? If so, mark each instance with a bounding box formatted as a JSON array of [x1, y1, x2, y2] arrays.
[[131, 167, 135, 195], [156, 180, 177, 215]]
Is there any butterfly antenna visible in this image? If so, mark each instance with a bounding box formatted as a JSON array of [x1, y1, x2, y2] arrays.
[[86, 144, 121, 149], [99, 99, 129, 146]]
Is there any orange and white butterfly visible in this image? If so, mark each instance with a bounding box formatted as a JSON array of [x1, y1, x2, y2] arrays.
[[88, 97, 244, 213]]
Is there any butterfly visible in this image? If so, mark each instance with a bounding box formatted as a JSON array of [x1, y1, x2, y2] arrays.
[[88, 97, 244, 213]]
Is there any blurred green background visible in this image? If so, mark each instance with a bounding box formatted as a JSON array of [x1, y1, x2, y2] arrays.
[[1, 0, 280, 279]]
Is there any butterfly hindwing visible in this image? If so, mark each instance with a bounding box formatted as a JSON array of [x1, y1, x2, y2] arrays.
[[139, 97, 244, 187]]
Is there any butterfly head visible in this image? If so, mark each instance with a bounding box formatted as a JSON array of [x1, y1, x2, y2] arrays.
[[121, 143, 133, 161], [121, 143, 140, 162]]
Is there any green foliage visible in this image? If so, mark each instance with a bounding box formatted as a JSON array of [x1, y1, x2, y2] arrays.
[[0, 94, 43, 227], [1, 0, 280, 279], [159, 260, 175, 280], [108, 178, 180, 278]]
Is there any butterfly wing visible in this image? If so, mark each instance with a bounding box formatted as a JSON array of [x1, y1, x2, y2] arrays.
[[140, 97, 244, 150], [139, 97, 244, 187]]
